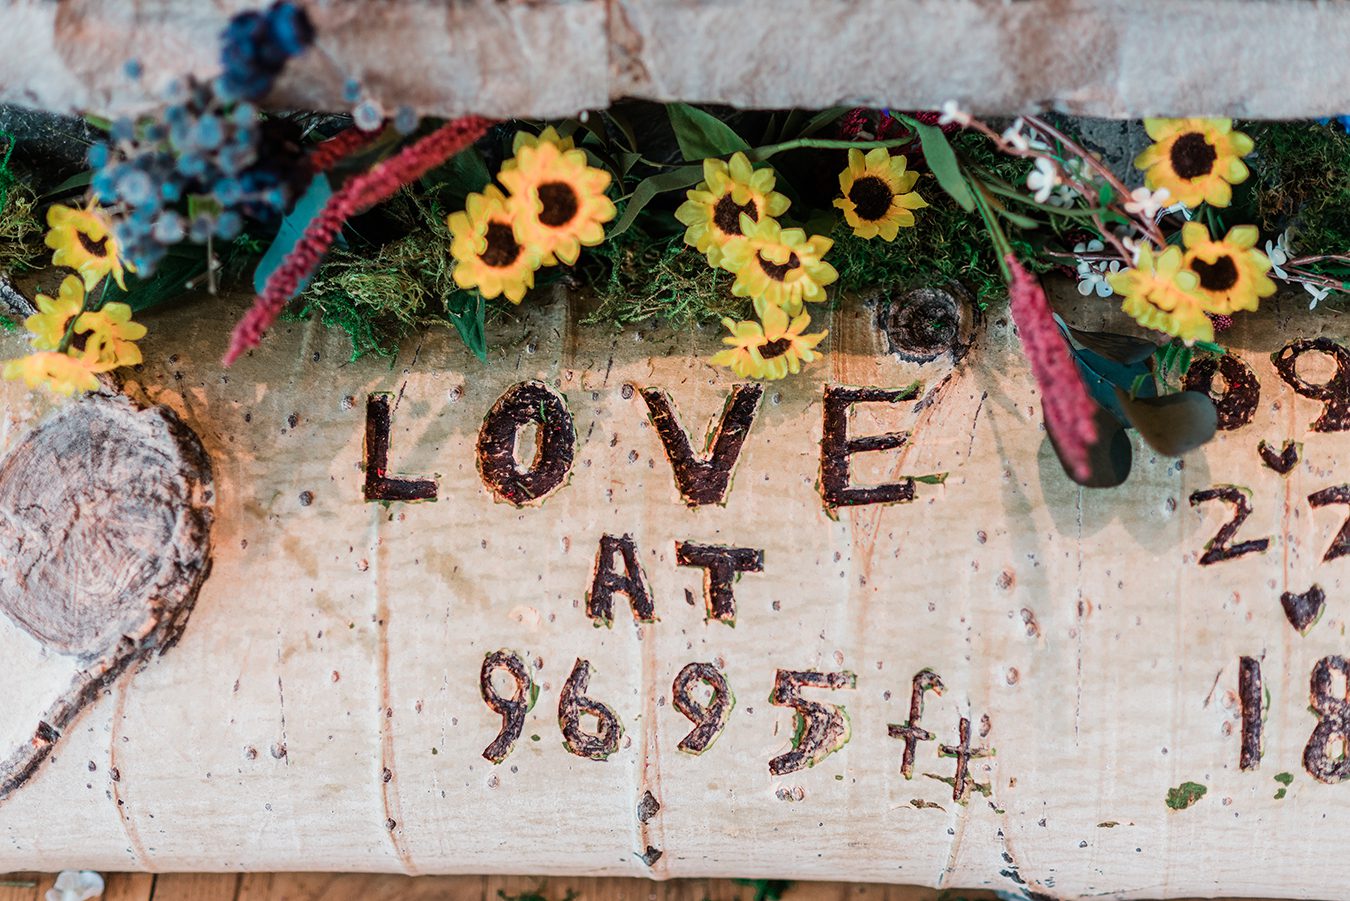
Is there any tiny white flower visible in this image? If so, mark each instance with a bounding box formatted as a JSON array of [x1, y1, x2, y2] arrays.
[[1073, 239, 1105, 255], [937, 100, 970, 127], [1002, 118, 1030, 152], [46, 871, 103, 901], [1123, 186, 1171, 220], [1025, 157, 1062, 203], [1305, 282, 1332, 309], [1120, 236, 1143, 265], [1076, 258, 1121, 298], [1265, 229, 1292, 279]]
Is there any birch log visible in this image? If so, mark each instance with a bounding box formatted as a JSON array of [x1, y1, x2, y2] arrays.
[[0, 281, 1346, 897], [1, 0, 1349, 120]]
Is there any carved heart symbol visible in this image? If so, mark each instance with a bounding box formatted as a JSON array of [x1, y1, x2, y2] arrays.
[[1280, 584, 1326, 634], [0, 395, 213, 799], [1259, 439, 1300, 475]]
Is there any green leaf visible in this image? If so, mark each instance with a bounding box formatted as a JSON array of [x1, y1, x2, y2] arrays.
[[607, 164, 705, 240], [796, 106, 851, 139], [253, 174, 332, 297], [666, 103, 750, 162], [40, 170, 93, 201], [1063, 323, 1159, 365], [1115, 388, 1218, 456], [101, 245, 209, 313], [911, 121, 974, 211], [446, 289, 487, 362], [428, 147, 491, 205]]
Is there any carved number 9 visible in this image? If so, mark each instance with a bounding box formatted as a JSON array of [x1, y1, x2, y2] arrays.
[[768, 669, 856, 775], [672, 662, 733, 754], [480, 650, 534, 764], [558, 658, 624, 761]]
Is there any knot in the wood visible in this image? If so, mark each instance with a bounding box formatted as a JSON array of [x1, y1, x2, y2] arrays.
[[878, 285, 974, 364], [0, 395, 214, 661]]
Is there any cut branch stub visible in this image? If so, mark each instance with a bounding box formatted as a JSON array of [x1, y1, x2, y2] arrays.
[[878, 285, 975, 364], [0, 394, 214, 661]]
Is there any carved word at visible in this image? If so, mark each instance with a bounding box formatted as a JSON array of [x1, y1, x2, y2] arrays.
[[363, 380, 935, 510], [478, 656, 990, 799]]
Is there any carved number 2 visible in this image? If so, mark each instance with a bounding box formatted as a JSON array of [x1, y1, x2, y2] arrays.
[[1308, 485, 1350, 563], [768, 669, 856, 775], [480, 650, 534, 764], [1304, 655, 1350, 784], [1189, 486, 1270, 565]]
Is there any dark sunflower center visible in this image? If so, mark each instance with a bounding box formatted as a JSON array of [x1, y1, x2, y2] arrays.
[[713, 194, 758, 236], [1192, 255, 1239, 292], [480, 222, 522, 268], [1170, 133, 1217, 180], [537, 181, 579, 227], [848, 175, 894, 221], [77, 231, 109, 257], [757, 251, 800, 282], [761, 338, 792, 360]]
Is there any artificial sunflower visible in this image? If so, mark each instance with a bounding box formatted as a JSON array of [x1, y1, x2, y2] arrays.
[[500, 126, 575, 169], [675, 152, 791, 269], [710, 299, 827, 380], [448, 186, 544, 304], [2, 351, 100, 396], [1133, 118, 1254, 209], [25, 275, 86, 350], [499, 130, 615, 266], [45, 202, 129, 291], [834, 147, 927, 240], [1179, 222, 1276, 314], [720, 214, 837, 315], [77, 302, 148, 371], [1106, 244, 1213, 343]]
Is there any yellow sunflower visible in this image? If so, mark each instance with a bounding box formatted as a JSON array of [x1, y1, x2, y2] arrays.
[[448, 186, 544, 304], [720, 215, 837, 315], [25, 275, 87, 350], [45, 202, 129, 291], [834, 147, 928, 240], [77, 302, 147, 371], [2, 351, 100, 396], [500, 126, 575, 170], [1179, 222, 1275, 314], [1133, 118, 1254, 209], [710, 299, 827, 380], [499, 131, 615, 266], [1106, 244, 1213, 343], [675, 152, 791, 269]]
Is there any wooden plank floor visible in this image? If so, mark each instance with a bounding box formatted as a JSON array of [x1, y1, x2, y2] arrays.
[[0, 874, 993, 901]]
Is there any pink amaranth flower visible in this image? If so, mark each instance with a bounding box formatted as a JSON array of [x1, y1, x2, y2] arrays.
[[225, 116, 493, 364], [1005, 254, 1099, 482]]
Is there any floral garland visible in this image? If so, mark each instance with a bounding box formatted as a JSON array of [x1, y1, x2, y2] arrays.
[[0, 3, 1348, 488]]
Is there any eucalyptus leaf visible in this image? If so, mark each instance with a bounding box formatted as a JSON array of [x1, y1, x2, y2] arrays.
[[1062, 321, 1159, 365], [666, 103, 750, 162], [1115, 388, 1218, 456], [253, 174, 332, 297], [911, 121, 974, 212], [1046, 403, 1133, 488], [607, 164, 705, 240]]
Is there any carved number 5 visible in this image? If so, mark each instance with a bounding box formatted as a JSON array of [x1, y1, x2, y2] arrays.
[[768, 669, 856, 775]]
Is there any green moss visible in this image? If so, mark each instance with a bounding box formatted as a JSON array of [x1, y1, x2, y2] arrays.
[[583, 230, 749, 328], [0, 182, 44, 276], [1242, 121, 1350, 257], [1165, 780, 1207, 811]]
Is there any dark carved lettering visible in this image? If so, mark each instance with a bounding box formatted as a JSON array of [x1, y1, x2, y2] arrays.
[[675, 542, 763, 623], [476, 380, 575, 506], [363, 393, 438, 502], [1273, 338, 1350, 432], [672, 662, 734, 754], [768, 669, 856, 775], [939, 716, 992, 802], [1184, 354, 1259, 431], [1308, 485, 1350, 563], [480, 650, 533, 763], [1189, 486, 1270, 565], [1239, 656, 1262, 771], [586, 534, 656, 625], [820, 384, 923, 508], [558, 658, 623, 761], [642, 385, 763, 506], [888, 669, 944, 779], [1258, 439, 1300, 475], [1281, 585, 1327, 634], [1304, 655, 1350, 784]]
